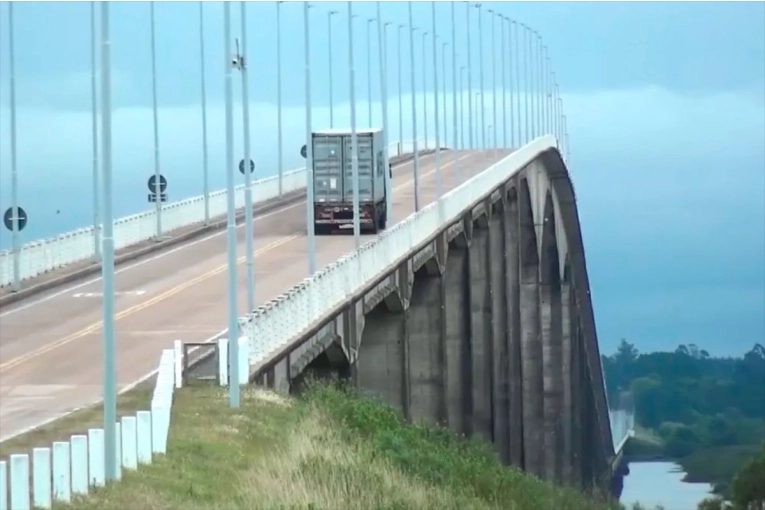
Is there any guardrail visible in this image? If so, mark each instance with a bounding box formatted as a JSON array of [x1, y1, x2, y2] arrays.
[[0, 345, 177, 510], [241, 137, 556, 370], [0, 138, 430, 289]]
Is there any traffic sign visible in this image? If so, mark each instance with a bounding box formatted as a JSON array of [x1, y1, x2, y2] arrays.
[[148, 193, 168, 203], [3, 206, 27, 232], [300, 144, 307, 159], [148, 174, 168, 193], [239, 159, 255, 174]]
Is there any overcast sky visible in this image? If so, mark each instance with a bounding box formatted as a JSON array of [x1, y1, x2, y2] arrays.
[[0, 1, 763, 356]]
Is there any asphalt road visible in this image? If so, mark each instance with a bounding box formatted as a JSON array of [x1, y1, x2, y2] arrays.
[[0, 149, 509, 441]]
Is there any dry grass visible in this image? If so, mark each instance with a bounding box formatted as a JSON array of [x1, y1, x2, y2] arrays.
[[0, 383, 152, 458], [53, 384, 630, 510]]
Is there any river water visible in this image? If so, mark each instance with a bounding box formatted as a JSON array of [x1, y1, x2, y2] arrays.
[[621, 461, 713, 510]]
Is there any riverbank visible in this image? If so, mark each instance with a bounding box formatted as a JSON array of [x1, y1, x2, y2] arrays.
[[56, 384, 625, 510], [625, 428, 761, 497]]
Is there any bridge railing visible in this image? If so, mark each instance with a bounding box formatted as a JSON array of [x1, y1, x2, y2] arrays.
[[0, 138, 431, 288], [243, 136, 555, 370]]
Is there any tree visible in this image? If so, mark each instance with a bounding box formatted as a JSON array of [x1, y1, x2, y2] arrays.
[[730, 443, 765, 510]]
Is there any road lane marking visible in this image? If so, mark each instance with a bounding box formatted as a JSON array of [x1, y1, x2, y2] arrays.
[[72, 290, 146, 298], [0, 152, 441, 318], [0, 151, 482, 372], [0, 234, 300, 372]]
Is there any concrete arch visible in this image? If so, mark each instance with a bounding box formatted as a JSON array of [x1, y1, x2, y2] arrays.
[[539, 148, 615, 462], [540, 189, 564, 483], [518, 177, 544, 477]]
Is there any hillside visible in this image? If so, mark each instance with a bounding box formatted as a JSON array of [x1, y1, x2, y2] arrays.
[[59, 384, 628, 510]]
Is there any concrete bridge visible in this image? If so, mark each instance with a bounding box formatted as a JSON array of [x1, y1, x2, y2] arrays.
[[240, 136, 633, 493]]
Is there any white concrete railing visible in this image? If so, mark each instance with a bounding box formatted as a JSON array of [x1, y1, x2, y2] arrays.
[[0, 138, 432, 288], [242, 136, 557, 370]]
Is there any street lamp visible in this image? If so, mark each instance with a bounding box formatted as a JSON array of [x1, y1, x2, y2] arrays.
[[328, 10, 338, 128], [222, 0, 240, 409], [97, 0, 118, 480], [421, 29, 429, 149], [304, 1, 317, 272], [199, 2, 210, 222], [149, 2, 163, 239], [367, 17, 375, 127], [487, 8, 497, 152], [397, 24, 405, 149], [475, 2, 485, 150], [408, 2, 421, 211], [349, 2, 361, 247], [465, 1, 473, 150], [276, 1, 284, 196], [431, 1, 443, 219], [376, 4, 392, 218], [235, 1, 255, 315], [90, 2, 101, 260]]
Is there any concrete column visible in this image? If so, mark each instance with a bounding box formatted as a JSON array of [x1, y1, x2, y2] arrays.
[[357, 303, 409, 415], [469, 223, 494, 443], [560, 279, 574, 485], [407, 268, 448, 425], [519, 183, 544, 477], [570, 317, 584, 488], [505, 192, 524, 469], [444, 243, 472, 435], [541, 266, 563, 481], [489, 208, 510, 464]]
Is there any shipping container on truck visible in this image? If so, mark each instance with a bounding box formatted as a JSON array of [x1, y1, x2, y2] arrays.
[[311, 128, 389, 235]]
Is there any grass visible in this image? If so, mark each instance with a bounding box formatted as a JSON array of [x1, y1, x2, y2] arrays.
[[53, 383, 633, 510], [0, 382, 153, 459]]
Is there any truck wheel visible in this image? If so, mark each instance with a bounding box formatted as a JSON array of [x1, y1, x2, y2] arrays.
[[379, 212, 387, 230]]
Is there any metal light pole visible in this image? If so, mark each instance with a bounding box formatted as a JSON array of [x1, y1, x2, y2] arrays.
[[521, 23, 530, 144], [367, 18, 374, 127], [465, 1, 473, 150], [421, 30, 428, 150], [98, 0, 118, 481], [200, 2, 210, 224], [476, 3, 485, 150], [304, 2, 317, 272], [408, 2, 421, 211], [238, 1, 255, 315], [223, 2, 240, 408], [460, 66, 465, 149], [276, 1, 284, 196], [348, 2, 361, 247], [328, 10, 338, 128], [534, 33, 542, 138], [545, 49, 552, 136], [506, 16, 516, 148], [90, 3, 101, 262], [376, 4, 392, 217], [500, 14, 507, 149], [397, 24, 404, 149], [513, 20, 522, 146], [441, 41, 448, 146], [488, 8, 497, 156], [431, 1, 443, 216], [150, 2, 163, 238], [450, 2, 458, 172], [8, 4, 21, 292], [537, 34, 544, 138]]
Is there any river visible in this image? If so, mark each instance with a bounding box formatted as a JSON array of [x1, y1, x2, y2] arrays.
[[621, 461, 714, 510]]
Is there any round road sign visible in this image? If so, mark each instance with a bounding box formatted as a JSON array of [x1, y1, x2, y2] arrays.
[[300, 144, 307, 159], [239, 159, 255, 174], [147, 174, 168, 193], [3, 206, 28, 232]]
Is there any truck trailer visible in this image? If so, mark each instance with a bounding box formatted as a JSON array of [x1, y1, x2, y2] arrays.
[[311, 128, 389, 235]]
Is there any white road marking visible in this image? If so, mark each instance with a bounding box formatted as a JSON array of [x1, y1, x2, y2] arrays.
[[72, 290, 147, 298], [0, 153, 441, 318]]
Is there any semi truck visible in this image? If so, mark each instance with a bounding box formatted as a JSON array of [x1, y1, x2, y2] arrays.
[[311, 128, 390, 235]]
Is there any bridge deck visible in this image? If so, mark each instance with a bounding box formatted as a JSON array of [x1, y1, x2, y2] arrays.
[[0, 149, 506, 441]]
